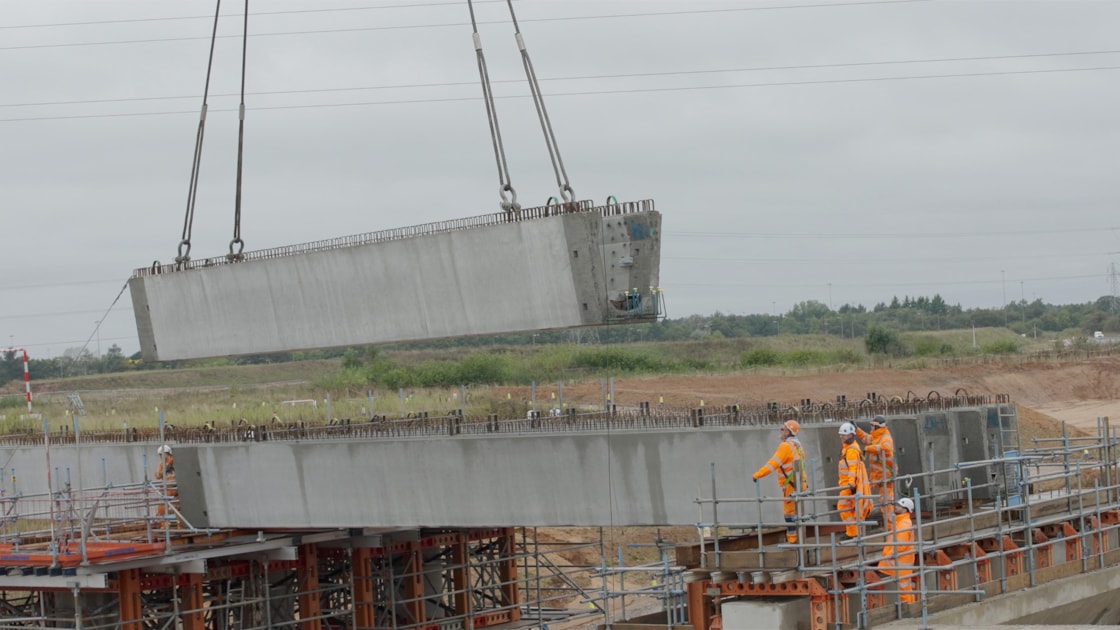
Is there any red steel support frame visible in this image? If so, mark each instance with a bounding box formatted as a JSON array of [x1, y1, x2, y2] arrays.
[[688, 578, 832, 630], [452, 531, 472, 621], [299, 543, 322, 630], [923, 549, 956, 592], [118, 568, 143, 630], [498, 527, 521, 621], [1028, 528, 1053, 570], [353, 547, 376, 629], [182, 572, 206, 630], [1041, 522, 1081, 564], [181, 569, 206, 627], [686, 581, 711, 630], [403, 541, 426, 626]]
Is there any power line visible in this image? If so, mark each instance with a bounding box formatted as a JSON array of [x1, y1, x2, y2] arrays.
[[671, 226, 1119, 240], [5, 48, 1118, 110], [668, 251, 1120, 265], [0, 0, 928, 33], [5, 64, 1119, 124], [0, 1, 489, 30], [674, 273, 1101, 290], [0, 278, 125, 291], [0, 306, 132, 321]]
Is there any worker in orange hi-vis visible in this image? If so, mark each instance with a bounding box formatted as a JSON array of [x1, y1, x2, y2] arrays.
[[878, 498, 918, 603], [155, 444, 178, 527], [837, 422, 872, 541], [856, 415, 896, 523], [752, 420, 808, 544]]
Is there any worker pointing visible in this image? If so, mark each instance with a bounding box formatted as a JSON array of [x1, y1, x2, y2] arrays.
[[856, 415, 897, 521], [878, 497, 918, 603], [753, 420, 808, 544], [837, 422, 872, 541]]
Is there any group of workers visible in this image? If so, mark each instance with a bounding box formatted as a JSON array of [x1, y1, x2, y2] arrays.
[[752, 415, 916, 604]]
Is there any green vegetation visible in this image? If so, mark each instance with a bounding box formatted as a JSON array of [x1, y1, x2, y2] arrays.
[[6, 293, 1116, 385]]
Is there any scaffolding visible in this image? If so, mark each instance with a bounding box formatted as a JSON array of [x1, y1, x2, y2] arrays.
[[0, 512, 606, 630], [684, 418, 1120, 629]]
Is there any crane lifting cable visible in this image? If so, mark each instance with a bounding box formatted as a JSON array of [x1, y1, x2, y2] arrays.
[[466, 0, 519, 213], [129, 1, 663, 362], [503, 0, 575, 203], [229, 0, 251, 261], [175, 0, 251, 266]]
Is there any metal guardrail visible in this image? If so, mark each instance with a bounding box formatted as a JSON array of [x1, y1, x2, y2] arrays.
[[0, 393, 1005, 447], [691, 425, 1120, 628], [132, 198, 657, 277], [0, 392, 1003, 447]]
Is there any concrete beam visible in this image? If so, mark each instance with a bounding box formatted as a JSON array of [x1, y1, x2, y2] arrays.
[[129, 200, 661, 361], [0, 406, 1014, 529]]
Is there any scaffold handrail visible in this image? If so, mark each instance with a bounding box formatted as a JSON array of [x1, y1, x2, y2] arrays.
[[0, 392, 1014, 447], [132, 198, 656, 277]]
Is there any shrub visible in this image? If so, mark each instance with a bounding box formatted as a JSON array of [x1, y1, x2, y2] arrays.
[[741, 348, 780, 367], [570, 348, 665, 373], [865, 325, 908, 357], [783, 349, 825, 366], [455, 354, 511, 385], [912, 336, 942, 357], [981, 340, 1019, 354], [829, 349, 864, 364]]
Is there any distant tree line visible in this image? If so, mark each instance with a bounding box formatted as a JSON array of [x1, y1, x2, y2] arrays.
[[2, 293, 1117, 386]]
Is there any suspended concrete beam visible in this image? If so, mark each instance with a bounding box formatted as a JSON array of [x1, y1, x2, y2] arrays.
[[130, 199, 662, 361]]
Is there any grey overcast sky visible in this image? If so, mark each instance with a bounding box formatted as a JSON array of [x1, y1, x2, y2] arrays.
[[1, 0, 1118, 358]]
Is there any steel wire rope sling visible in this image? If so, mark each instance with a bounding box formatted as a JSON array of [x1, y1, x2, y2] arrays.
[[228, 0, 251, 261], [466, 0, 520, 213], [502, 0, 575, 204], [174, 0, 252, 266]]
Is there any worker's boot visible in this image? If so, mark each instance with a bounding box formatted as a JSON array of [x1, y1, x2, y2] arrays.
[[784, 516, 797, 545]]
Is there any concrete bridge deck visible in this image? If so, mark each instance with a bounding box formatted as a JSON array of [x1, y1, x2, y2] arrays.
[[0, 401, 1013, 529]]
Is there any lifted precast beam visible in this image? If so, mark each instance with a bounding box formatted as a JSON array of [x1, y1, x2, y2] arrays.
[[130, 200, 661, 361]]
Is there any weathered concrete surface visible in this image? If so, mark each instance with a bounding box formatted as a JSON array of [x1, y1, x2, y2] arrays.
[[176, 426, 796, 528], [882, 563, 1120, 627], [130, 202, 661, 361]]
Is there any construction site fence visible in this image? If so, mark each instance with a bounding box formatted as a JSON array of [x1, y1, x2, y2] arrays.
[[0, 392, 1009, 447], [692, 425, 1120, 628]]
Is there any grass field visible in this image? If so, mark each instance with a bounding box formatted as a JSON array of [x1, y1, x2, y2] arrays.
[[0, 326, 1080, 433]]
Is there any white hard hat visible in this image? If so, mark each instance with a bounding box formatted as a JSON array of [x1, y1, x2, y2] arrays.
[[157, 444, 172, 455], [896, 497, 915, 512], [838, 422, 856, 436]]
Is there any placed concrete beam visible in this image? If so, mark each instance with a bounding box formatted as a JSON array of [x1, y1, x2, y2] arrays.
[[130, 200, 661, 361], [0, 405, 1015, 529]]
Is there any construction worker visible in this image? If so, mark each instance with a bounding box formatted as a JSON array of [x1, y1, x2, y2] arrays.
[[856, 415, 896, 516], [154, 444, 178, 527], [752, 420, 808, 544], [837, 422, 872, 541], [878, 497, 917, 603]]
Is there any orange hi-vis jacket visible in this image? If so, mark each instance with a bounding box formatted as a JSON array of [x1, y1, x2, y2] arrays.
[[878, 510, 917, 603], [880, 511, 915, 567], [838, 441, 870, 492], [754, 437, 807, 519], [754, 438, 807, 491], [856, 426, 896, 485], [838, 440, 873, 520]]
